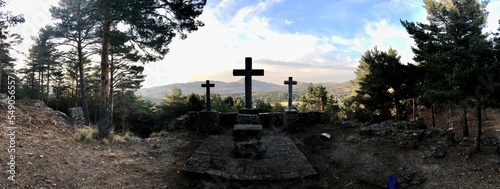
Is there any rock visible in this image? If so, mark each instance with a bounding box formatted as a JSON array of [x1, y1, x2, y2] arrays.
[[56, 111, 70, 125], [394, 121, 427, 130], [360, 123, 394, 136], [340, 121, 356, 128], [424, 129, 456, 143], [483, 137, 499, 146], [34, 100, 46, 108], [68, 107, 84, 121], [431, 146, 446, 159], [402, 175, 426, 186], [0, 93, 8, 105], [320, 133, 331, 139]]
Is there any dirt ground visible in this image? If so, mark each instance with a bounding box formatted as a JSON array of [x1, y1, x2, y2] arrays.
[[0, 100, 499, 188]]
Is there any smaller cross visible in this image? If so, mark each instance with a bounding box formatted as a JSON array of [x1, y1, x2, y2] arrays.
[[284, 77, 297, 111], [201, 80, 215, 111]]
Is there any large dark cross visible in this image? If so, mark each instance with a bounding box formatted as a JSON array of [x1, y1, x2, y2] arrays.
[[233, 57, 264, 109], [201, 80, 215, 111], [284, 76, 297, 111]]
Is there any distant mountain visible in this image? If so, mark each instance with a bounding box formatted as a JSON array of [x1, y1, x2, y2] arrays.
[[136, 79, 352, 103]]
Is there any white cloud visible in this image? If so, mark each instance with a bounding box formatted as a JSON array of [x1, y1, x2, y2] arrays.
[[363, 19, 415, 63], [144, 0, 343, 87], [5, 0, 58, 68], [484, 1, 500, 34]]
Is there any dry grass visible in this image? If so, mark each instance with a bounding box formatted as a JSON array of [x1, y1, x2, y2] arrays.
[[73, 127, 98, 143], [110, 131, 133, 143], [42, 130, 53, 139]]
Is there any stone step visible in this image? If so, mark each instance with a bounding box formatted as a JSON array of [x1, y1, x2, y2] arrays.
[[233, 124, 262, 142], [236, 114, 261, 124]]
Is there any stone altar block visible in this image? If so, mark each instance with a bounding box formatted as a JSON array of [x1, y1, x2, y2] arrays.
[[233, 124, 264, 159]]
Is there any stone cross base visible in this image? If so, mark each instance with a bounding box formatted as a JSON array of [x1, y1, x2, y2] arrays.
[[233, 124, 265, 159]]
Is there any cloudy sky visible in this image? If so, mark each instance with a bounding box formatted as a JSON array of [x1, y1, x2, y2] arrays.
[[5, 0, 500, 88]]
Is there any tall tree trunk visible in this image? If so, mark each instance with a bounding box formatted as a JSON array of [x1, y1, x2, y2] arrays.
[[70, 77, 78, 107], [394, 97, 400, 120], [121, 86, 126, 133], [55, 84, 59, 110], [109, 54, 114, 132], [40, 70, 44, 101], [462, 106, 469, 137], [0, 64, 3, 94], [412, 98, 416, 121], [77, 41, 91, 125], [431, 103, 436, 129], [47, 61, 50, 103], [474, 105, 482, 152], [98, 21, 112, 139], [110, 53, 114, 118], [30, 70, 35, 98]]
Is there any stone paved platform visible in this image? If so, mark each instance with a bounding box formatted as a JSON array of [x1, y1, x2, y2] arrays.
[[182, 132, 317, 180]]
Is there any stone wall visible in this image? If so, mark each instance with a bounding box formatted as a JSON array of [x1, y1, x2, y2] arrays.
[[165, 111, 329, 133], [219, 112, 238, 129], [259, 113, 285, 128], [298, 111, 329, 126]]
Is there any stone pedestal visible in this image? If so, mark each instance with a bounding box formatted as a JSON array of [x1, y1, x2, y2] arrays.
[[199, 111, 222, 134], [284, 110, 300, 132], [233, 124, 264, 159]]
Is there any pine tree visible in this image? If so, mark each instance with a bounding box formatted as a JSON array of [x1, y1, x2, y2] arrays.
[[50, 0, 99, 125], [300, 83, 328, 111], [402, 0, 493, 151], [353, 47, 408, 121], [0, 0, 24, 93], [93, 0, 206, 138]]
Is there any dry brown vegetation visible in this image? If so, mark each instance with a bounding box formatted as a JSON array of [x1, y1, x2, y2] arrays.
[[0, 100, 499, 188]]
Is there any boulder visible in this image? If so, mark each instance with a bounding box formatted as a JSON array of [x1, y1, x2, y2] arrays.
[[34, 100, 47, 109], [56, 111, 70, 125], [68, 107, 84, 121], [340, 121, 357, 128], [431, 145, 446, 159]]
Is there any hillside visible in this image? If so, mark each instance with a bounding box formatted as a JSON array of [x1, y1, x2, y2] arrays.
[[136, 79, 353, 103]]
